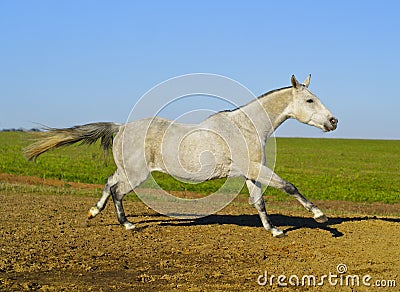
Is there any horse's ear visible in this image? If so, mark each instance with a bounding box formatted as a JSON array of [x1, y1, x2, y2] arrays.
[[291, 75, 300, 88], [303, 74, 311, 88]]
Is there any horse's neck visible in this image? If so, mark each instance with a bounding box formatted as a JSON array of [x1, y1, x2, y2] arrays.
[[232, 87, 293, 139], [260, 87, 293, 132]]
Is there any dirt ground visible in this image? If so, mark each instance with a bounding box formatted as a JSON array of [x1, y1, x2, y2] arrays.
[[1, 179, 399, 291]]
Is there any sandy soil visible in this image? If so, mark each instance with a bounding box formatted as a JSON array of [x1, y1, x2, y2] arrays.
[[0, 179, 399, 291]]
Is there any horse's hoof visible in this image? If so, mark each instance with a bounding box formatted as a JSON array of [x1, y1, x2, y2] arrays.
[[88, 207, 100, 219], [124, 222, 136, 230], [314, 214, 328, 223], [272, 228, 285, 238]]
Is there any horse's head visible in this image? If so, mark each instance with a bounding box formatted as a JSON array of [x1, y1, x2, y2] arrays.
[[290, 75, 338, 132]]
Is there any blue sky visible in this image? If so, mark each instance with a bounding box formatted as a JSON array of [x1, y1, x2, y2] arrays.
[[1, 1, 399, 139]]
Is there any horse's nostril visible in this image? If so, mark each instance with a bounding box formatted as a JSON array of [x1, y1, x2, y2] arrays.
[[330, 117, 338, 126]]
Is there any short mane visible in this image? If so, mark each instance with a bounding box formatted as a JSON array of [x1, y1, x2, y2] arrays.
[[210, 85, 293, 116], [257, 85, 292, 99]]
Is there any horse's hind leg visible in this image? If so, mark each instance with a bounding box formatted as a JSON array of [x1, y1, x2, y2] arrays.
[[246, 180, 285, 238], [88, 174, 117, 219], [110, 180, 135, 230], [109, 169, 149, 230]]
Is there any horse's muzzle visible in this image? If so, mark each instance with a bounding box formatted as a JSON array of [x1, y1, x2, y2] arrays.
[[329, 117, 338, 130]]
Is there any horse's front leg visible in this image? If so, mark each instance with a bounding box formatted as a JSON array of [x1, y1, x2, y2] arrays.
[[250, 164, 328, 224], [246, 180, 285, 238]]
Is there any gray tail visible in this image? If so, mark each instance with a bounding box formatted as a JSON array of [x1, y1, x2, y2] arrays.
[[23, 122, 121, 161]]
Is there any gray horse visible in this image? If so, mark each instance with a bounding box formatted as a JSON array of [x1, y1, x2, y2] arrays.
[[24, 75, 338, 237]]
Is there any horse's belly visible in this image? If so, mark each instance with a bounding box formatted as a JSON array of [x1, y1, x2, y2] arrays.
[[161, 149, 232, 182], [145, 119, 249, 181]]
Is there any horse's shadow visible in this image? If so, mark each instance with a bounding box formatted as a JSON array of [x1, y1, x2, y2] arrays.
[[132, 213, 400, 237]]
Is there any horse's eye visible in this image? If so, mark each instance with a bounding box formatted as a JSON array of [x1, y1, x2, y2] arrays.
[[306, 99, 314, 103]]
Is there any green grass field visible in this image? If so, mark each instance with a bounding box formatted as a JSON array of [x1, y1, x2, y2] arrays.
[[0, 132, 399, 203]]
